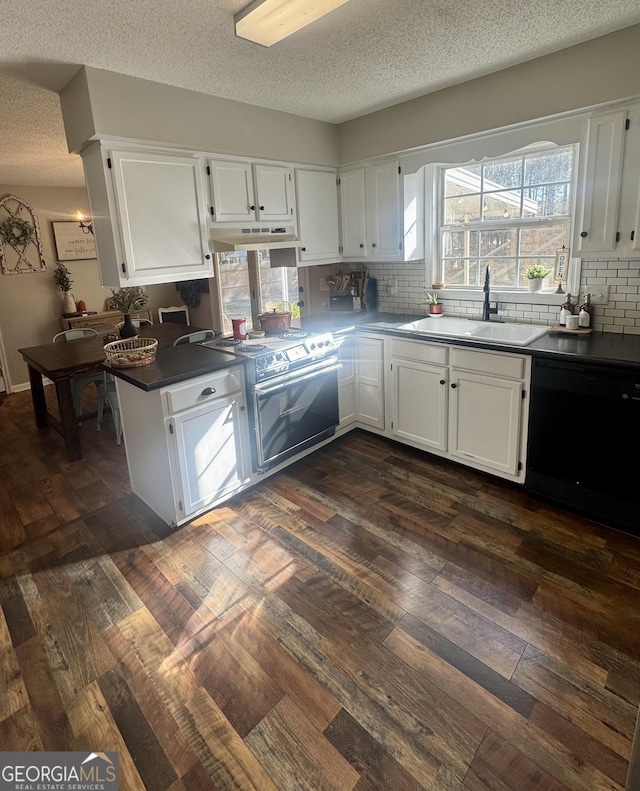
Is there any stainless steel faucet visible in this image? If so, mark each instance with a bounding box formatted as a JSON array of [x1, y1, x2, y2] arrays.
[[481, 265, 500, 322]]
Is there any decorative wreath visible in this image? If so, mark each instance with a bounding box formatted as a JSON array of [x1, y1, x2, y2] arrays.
[[0, 216, 34, 248]]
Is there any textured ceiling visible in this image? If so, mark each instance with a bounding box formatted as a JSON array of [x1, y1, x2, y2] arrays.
[[1, 0, 639, 188]]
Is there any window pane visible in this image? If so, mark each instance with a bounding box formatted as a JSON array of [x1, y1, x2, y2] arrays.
[[444, 165, 482, 197], [520, 224, 566, 256], [479, 228, 517, 257], [524, 149, 573, 185], [483, 157, 522, 191], [444, 194, 481, 224], [484, 258, 517, 287], [258, 253, 300, 321], [218, 252, 252, 333], [483, 191, 522, 220], [524, 184, 570, 217], [442, 230, 478, 257], [444, 258, 478, 286]]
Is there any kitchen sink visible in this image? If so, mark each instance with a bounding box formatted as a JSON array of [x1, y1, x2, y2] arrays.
[[398, 317, 478, 336], [469, 322, 549, 345], [397, 316, 549, 347]]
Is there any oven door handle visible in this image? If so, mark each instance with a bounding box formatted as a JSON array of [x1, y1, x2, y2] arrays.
[[254, 361, 341, 397]]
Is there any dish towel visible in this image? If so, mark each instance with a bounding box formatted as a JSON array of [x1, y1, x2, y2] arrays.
[[364, 277, 378, 311]]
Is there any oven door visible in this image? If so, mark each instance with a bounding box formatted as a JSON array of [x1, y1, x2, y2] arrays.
[[253, 357, 340, 472]]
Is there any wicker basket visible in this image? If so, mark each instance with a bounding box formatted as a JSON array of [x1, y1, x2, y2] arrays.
[[104, 337, 158, 368]]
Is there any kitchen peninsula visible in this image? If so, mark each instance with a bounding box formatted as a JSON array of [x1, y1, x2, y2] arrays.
[[107, 313, 640, 535]]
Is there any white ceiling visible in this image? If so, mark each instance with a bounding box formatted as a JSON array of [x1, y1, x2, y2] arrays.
[[1, 0, 639, 188]]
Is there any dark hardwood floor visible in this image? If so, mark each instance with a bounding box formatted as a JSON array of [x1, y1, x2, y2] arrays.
[[1, 387, 639, 790]]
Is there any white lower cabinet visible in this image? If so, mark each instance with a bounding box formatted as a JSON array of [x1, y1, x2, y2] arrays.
[[117, 366, 251, 526], [390, 339, 448, 451], [389, 338, 530, 481], [356, 334, 385, 430], [337, 335, 357, 430]]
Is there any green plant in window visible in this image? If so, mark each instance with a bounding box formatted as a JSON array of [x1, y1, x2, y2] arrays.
[[524, 265, 552, 280]]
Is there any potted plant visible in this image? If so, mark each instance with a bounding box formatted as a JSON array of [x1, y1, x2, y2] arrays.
[[425, 291, 443, 316], [53, 262, 76, 315], [110, 286, 149, 338], [524, 265, 552, 292], [175, 280, 201, 309]]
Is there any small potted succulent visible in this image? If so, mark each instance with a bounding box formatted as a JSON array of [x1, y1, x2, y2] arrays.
[[524, 265, 552, 292], [425, 291, 443, 316]]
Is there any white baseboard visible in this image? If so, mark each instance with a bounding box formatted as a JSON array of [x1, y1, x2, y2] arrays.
[[10, 378, 53, 394]]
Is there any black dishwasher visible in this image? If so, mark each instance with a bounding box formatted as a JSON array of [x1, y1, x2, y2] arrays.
[[526, 357, 640, 535]]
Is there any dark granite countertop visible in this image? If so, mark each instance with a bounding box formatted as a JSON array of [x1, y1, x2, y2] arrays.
[[109, 311, 640, 392], [105, 344, 244, 391], [301, 311, 640, 370]]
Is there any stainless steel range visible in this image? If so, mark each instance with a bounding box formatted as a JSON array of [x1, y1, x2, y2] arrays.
[[201, 330, 341, 473]]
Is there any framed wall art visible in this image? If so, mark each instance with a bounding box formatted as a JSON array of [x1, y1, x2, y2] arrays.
[[52, 221, 96, 261]]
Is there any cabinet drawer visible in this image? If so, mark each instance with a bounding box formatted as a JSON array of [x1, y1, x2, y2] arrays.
[[164, 369, 243, 414], [451, 348, 524, 379], [392, 338, 448, 365]]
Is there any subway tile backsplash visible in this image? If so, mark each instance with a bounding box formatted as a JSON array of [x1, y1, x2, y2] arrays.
[[340, 258, 640, 335]]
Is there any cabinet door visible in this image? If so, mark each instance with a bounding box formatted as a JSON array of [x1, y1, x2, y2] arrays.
[[337, 336, 356, 429], [618, 105, 640, 254], [339, 167, 367, 259], [110, 150, 213, 285], [367, 161, 402, 260], [392, 359, 447, 451], [209, 160, 255, 222], [448, 370, 522, 476], [254, 164, 295, 222], [577, 110, 626, 254], [169, 397, 249, 518], [295, 169, 340, 265], [356, 335, 385, 429]]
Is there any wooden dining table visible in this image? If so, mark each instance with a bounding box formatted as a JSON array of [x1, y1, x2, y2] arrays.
[[19, 323, 203, 461]]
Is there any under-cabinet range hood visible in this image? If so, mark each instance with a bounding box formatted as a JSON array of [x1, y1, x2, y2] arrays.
[[210, 226, 302, 253]]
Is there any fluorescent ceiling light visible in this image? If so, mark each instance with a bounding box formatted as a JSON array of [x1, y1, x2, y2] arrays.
[[234, 0, 350, 47]]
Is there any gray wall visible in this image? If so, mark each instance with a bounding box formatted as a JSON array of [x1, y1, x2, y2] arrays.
[[338, 25, 640, 164], [61, 67, 339, 167], [0, 185, 177, 389]]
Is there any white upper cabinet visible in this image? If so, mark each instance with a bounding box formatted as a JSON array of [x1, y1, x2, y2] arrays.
[[339, 167, 367, 259], [618, 104, 640, 255], [577, 104, 640, 256], [208, 160, 256, 223], [295, 168, 340, 266], [367, 160, 402, 260], [338, 161, 402, 261], [83, 144, 213, 287], [254, 164, 296, 222], [208, 160, 295, 224]]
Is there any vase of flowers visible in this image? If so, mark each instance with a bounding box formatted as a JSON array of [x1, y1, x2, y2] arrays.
[[524, 265, 552, 292], [53, 262, 76, 315], [110, 287, 149, 338]]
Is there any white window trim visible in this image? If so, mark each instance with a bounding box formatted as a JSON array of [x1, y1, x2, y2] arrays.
[[424, 143, 581, 299]]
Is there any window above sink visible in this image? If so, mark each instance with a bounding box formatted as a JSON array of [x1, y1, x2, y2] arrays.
[[435, 144, 576, 293]]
